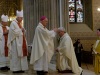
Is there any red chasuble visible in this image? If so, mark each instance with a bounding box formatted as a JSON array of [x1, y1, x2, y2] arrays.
[[2, 26, 8, 57], [18, 23, 28, 56]]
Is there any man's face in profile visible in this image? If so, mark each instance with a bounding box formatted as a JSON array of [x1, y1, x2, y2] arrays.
[[42, 18, 48, 27], [97, 30, 100, 36]]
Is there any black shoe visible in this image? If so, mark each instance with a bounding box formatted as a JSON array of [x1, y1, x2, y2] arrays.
[[37, 71, 44, 75], [0, 67, 9, 71], [13, 71, 25, 73], [5, 66, 10, 70], [80, 73, 82, 75], [80, 70, 83, 75], [58, 69, 73, 73], [19, 71, 25, 73], [43, 71, 48, 75], [13, 71, 20, 73]]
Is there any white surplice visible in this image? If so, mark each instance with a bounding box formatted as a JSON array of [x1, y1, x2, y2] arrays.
[[57, 33, 82, 74], [7, 19, 28, 71], [0, 24, 9, 67], [30, 23, 56, 71]]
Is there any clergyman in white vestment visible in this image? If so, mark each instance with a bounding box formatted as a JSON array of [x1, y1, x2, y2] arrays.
[[7, 10, 28, 73], [0, 14, 10, 70], [30, 16, 56, 75], [56, 27, 83, 75]]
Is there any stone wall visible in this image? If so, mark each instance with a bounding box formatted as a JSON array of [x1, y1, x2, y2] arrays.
[[70, 0, 100, 51]]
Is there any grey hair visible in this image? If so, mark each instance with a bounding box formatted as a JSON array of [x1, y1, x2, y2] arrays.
[[58, 27, 65, 32]]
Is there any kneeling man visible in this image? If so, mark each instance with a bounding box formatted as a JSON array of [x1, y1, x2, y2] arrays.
[[56, 27, 82, 75]]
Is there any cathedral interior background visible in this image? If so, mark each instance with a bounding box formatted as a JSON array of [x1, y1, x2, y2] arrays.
[[0, 0, 100, 67], [0, 0, 100, 75]]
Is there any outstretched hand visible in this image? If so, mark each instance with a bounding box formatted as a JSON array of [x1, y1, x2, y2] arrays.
[[21, 28, 25, 32], [53, 28, 58, 32], [3, 30, 9, 35], [55, 48, 59, 52]]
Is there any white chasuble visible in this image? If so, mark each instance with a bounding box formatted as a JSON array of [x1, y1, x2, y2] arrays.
[[57, 33, 82, 74], [0, 25, 9, 67], [7, 20, 28, 71], [30, 23, 56, 71]]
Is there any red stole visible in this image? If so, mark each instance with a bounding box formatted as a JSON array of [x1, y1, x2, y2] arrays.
[[17, 23, 28, 56], [2, 26, 8, 57]]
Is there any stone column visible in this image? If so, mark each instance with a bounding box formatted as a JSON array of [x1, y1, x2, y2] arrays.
[[60, 0, 69, 33], [23, 0, 34, 44]]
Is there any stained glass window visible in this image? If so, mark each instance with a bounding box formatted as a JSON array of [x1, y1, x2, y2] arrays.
[[69, 0, 83, 23]]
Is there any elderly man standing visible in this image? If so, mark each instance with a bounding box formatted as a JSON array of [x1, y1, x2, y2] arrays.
[[93, 28, 100, 74], [7, 10, 28, 73], [30, 16, 56, 75], [0, 14, 9, 71], [56, 27, 82, 75]]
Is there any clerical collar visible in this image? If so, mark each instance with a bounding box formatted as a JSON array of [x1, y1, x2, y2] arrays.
[[0, 23, 6, 27], [0, 23, 2, 26], [2, 25, 6, 27], [14, 19, 18, 23], [60, 33, 66, 40], [39, 23, 46, 28], [15, 19, 21, 24], [60, 33, 69, 40]]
